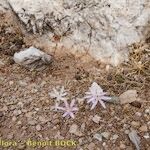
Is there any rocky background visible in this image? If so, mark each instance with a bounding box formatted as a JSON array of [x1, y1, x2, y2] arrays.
[[1, 0, 150, 65]]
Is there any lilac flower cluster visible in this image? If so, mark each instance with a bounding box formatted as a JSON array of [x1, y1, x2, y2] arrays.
[[49, 82, 111, 119]]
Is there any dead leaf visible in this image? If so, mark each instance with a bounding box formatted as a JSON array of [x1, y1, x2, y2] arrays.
[[119, 90, 138, 104]]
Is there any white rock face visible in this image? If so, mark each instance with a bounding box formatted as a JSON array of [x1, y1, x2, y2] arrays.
[[3, 0, 150, 65], [14, 47, 52, 70]]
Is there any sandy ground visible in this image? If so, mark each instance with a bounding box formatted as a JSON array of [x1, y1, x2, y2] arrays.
[[0, 12, 150, 150]]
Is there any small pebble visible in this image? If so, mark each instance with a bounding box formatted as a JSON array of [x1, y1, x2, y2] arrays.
[[36, 125, 41, 131], [9, 81, 14, 85], [143, 133, 150, 139], [17, 121, 22, 125], [131, 121, 140, 127], [87, 143, 95, 150], [135, 112, 142, 117], [112, 134, 119, 140], [139, 125, 148, 132], [145, 109, 150, 115], [120, 143, 126, 149], [101, 132, 110, 140], [69, 124, 83, 136], [93, 133, 102, 142], [92, 115, 101, 124], [28, 120, 37, 125], [12, 116, 17, 122]]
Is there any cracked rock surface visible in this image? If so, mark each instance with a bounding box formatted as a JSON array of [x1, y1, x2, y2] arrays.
[[1, 0, 150, 66]]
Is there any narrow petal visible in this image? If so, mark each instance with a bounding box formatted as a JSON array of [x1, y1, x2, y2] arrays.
[[53, 88, 59, 95], [60, 86, 64, 93], [84, 95, 93, 99], [91, 101, 98, 110], [63, 99, 69, 108], [101, 96, 111, 101], [69, 112, 75, 119], [70, 99, 75, 107], [49, 93, 56, 98], [62, 112, 69, 117], [99, 100, 106, 109], [87, 97, 95, 103], [72, 107, 79, 111], [85, 91, 91, 95]]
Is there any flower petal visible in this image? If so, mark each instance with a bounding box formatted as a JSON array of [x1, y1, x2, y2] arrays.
[[70, 99, 75, 107], [101, 96, 111, 101], [84, 95, 93, 99], [62, 112, 69, 117], [63, 99, 69, 108], [69, 112, 75, 119], [99, 100, 106, 109], [91, 101, 98, 110], [87, 97, 95, 103], [72, 107, 79, 111]]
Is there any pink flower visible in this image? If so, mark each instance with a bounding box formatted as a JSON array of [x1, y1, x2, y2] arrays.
[[55, 99, 78, 119], [85, 82, 111, 109]]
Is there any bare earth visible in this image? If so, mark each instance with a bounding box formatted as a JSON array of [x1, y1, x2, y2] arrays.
[[0, 12, 150, 150]]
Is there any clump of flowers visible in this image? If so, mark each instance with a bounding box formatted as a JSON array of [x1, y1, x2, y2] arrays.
[[49, 86, 78, 119], [85, 82, 111, 109], [49, 82, 111, 119]]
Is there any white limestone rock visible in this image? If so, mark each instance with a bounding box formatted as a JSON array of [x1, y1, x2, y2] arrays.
[[2, 0, 150, 66], [13, 47, 52, 70]]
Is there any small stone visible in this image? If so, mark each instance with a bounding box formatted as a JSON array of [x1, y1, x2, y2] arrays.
[[101, 132, 111, 140], [87, 143, 95, 150], [145, 109, 150, 114], [13, 110, 22, 116], [69, 124, 78, 134], [17, 102, 24, 107], [12, 116, 17, 122], [112, 134, 119, 140], [28, 120, 37, 125], [39, 116, 47, 123], [119, 90, 138, 104], [36, 125, 41, 131], [9, 81, 14, 85], [135, 112, 142, 117], [92, 115, 101, 124], [102, 142, 106, 146], [124, 130, 130, 134], [17, 121, 22, 125], [25, 112, 33, 118], [13, 46, 52, 70], [143, 133, 150, 139], [120, 143, 126, 149], [139, 125, 148, 132], [69, 124, 83, 136], [18, 80, 27, 86], [131, 121, 140, 127], [54, 131, 64, 139], [93, 133, 102, 142]]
